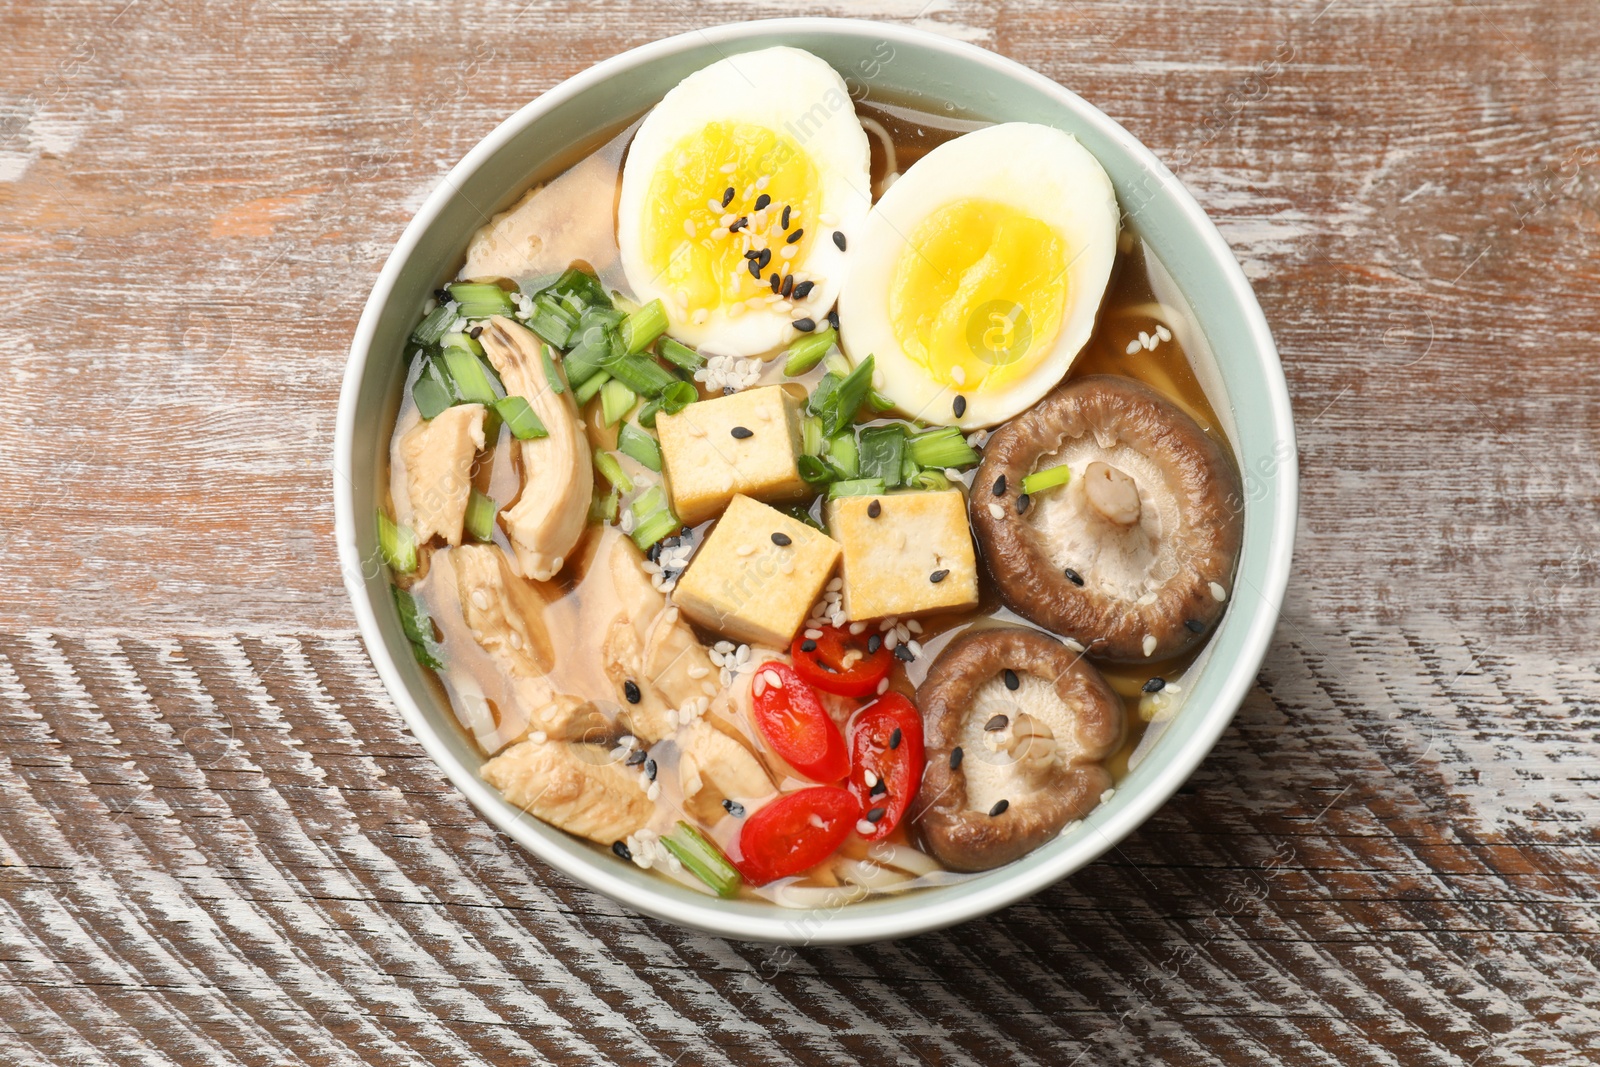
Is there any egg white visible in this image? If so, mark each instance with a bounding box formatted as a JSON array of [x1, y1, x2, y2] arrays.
[[617, 47, 872, 358], [837, 122, 1120, 428]]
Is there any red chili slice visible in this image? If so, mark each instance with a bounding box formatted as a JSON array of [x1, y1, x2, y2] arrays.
[[736, 786, 861, 885], [790, 624, 894, 698], [750, 661, 850, 782], [847, 693, 925, 842]]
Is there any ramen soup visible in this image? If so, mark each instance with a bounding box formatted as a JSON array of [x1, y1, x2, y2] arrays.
[[380, 48, 1243, 908]]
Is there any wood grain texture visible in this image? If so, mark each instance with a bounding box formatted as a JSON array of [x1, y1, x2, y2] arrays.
[[1, 0, 1597, 1063]]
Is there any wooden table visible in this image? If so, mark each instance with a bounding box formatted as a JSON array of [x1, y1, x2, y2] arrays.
[[3, 1, 1596, 1063]]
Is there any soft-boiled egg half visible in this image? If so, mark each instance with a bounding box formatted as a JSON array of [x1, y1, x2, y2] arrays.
[[617, 47, 872, 358], [838, 122, 1119, 428]]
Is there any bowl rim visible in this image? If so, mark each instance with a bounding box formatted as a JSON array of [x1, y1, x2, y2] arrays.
[[334, 16, 1298, 944]]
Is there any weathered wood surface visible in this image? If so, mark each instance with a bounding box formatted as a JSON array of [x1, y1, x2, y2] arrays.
[[2, 0, 1597, 1063]]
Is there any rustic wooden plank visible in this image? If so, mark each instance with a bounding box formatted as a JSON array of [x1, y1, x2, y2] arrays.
[[1, 0, 1598, 1062]]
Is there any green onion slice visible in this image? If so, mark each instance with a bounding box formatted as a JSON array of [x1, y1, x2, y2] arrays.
[[827, 477, 887, 500], [442, 347, 499, 405], [572, 368, 611, 407], [782, 327, 837, 377], [658, 337, 706, 372], [619, 298, 669, 354], [907, 425, 979, 470], [617, 423, 663, 472], [1021, 464, 1072, 496], [600, 379, 637, 426], [594, 450, 634, 493], [391, 586, 444, 669], [464, 489, 497, 542], [661, 821, 742, 898], [492, 395, 548, 440], [377, 510, 417, 575]]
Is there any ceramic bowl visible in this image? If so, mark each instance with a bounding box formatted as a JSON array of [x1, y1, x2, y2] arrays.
[[334, 17, 1297, 944]]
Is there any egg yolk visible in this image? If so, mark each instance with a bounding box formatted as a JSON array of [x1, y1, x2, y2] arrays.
[[888, 199, 1067, 393], [641, 122, 819, 319]]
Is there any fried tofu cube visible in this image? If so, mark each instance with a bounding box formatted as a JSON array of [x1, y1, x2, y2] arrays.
[[826, 489, 979, 620], [656, 386, 808, 526], [674, 494, 841, 648]]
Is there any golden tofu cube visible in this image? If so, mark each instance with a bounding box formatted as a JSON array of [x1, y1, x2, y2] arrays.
[[674, 494, 841, 648], [826, 489, 979, 620], [656, 386, 808, 526]]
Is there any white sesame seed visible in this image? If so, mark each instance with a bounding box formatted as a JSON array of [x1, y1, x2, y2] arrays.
[[876, 678, 889, 695], [1142, 635, 1157, 657], [706, 198, 724, 213], [753, 675, 766, 698], [855, 819, 875, 836], [804, 628, 823, 640], [950, 365, 965, 385], [763, 668, 783, 689], [1210, 582, 1228, 602], [907, 639, 923, 658], [1156, 324, 1172, 342], [827, 577, 843, 593], [849, 621, 867, 635], [683, 218, 697, 238], [701, 681, 718, 696], [688, 665, 708, 679], [470, 589, 491, 610], [906, 619, 923, 634], [1100, 788, 1116, 804], [1138, 330, 1151, 349], [719, 162, 737, 174], [1064, 638, 1085, 653], [1125, 340, 1141, 355], [530, 730, 547, 743], [884, 630, 899, 650], [737, 543, 756, 557], [864, 769, 878, 787]]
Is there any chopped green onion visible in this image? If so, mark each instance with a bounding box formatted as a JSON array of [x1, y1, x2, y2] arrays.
[[1021, 464, 1072, 496], [783, 327, 837, 376], [412, 357, 454, 419], [492, 395, 547, 440], [631, 509, 681, 550], [907, 425, 979, 469], [563, 322, 619, 386], [858, 425, 906, 487], [901, 454, 920, 486], [631, 485, 665, 517], [826, 431, 859, 478], [572, 369, 611, 406], [617, 423, 662, 472], [538, 342, 565, 394], [410, 305, 454, 347], [447, 282, 516, 319], [605, 352, 678, 397], [658, 337, 706, 372], [909, 468, 951, 491], [619, 298, 669, 354], [548, 268, 612, 314], [600, 379, 637, 426], [391, 586, 444, 670], [464, 489, 497, 542], [822, 352, 852, 378], [525, 294, 578, 348], [867, 388, 896, 413], [518, 271, 563, 299], [594, 450, 634, 493], [661, 820, 742, 898], [828, 478, 887, 500], [798, 454, 835, 485], [442, 347, 500, 405], [800, 413, 825, 457], [659, 380, 697, 416], [441, 330, 485, 357], [820, 354, 875, 435], [589, 486, 620, 524], [377, 510, 417, 574]]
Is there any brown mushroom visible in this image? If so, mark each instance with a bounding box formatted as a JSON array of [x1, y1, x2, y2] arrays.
[[913, 627, 1123, 872], [971, 375, 1242, 663]]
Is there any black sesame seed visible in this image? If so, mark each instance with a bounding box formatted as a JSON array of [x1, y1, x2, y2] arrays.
[[792, 279, 815, 299], [744, 249, 761, 259], [1185, 618, 1206, 633], [950, 747, 964, 769], [792, 317, 816, 332], [644, 758, 657, 781], [729, 216, 748, 233], [434, 288, 452, 303], [647, 543, 662, 563], [889, 728, 902, 749], [625, 749, 647, 766], [929, 569, 949, 584], [1063, 567, 1084, 586], [1016, 493, 1031, 515], [756, 248, 772, 269], [722, 798, 746, 817], [748, 258, 762, 279], [869, 779, 887, 797], [867, 633, 882, 654], [989, 799, 1009, 817], [781, 274, 794, 298], [722, 385, 737, 396], [1143, 677, 1167, 694], [800, 639, 817, 653], [832, 230, 846, 250], [992, 474, 1006, 496], [867, 499, 882, 518], [781, 205, 792, 229], [730, 426, 754, 439], [721, 186, 735, 207], [894, 644, 913, 663], [613, 840, 633, 861], [754, 193, 771, 211], [1003, 668, 1019, 691], [827, 309, 839, 330], [985, 714, 1009, 732], [771, 531, 792, 546], [469, 325, 483, 339], [770, 272, 781, 293], [787, 228, 804, 244], [624, 679, 641, 704], [952, 395, 967, 418], [866, 806, 886, 823]]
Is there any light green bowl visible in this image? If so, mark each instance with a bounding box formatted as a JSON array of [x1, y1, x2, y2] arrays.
[[334, 18, 1297, 944]]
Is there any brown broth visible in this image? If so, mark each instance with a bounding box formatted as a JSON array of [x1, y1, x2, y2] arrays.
[[386, 92, 1236, 900]]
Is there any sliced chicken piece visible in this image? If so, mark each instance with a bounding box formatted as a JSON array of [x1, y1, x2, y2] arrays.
[[675, 718, 775, 824], [452, 544, 608, 741], [481, 737, 650, 845], [600, 536, 720, 743], [460, 154, 620, 284], [478, 316, 592, 581], [398, 403, 486, 545]]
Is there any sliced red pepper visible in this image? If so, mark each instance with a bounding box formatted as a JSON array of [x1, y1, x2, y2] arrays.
[[847, 693, 925, 842], [736, 786, 861, 885], [750, 661, 850, 783], [790, 624, 893, 698]]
